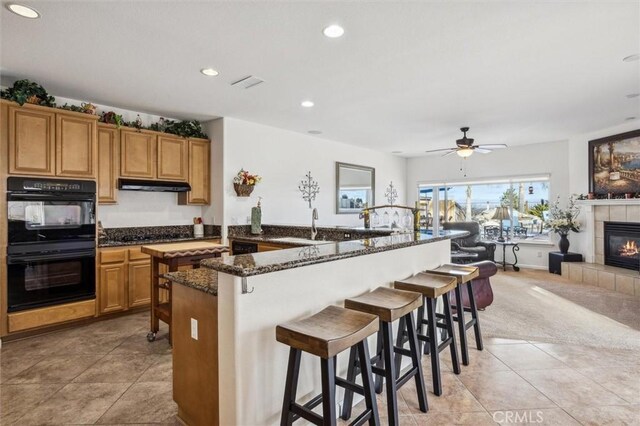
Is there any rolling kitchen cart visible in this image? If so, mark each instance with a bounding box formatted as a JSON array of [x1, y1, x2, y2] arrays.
[[141, 241, 228, 343]]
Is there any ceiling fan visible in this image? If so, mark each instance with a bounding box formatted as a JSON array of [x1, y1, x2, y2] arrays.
[[425, 127, 508, 157]]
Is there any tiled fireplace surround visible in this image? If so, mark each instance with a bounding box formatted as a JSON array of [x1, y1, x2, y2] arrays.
[[562, 201, 640, 297]]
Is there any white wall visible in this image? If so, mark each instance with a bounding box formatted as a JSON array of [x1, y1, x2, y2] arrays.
[[406, 140, 570, 268], [212, 118, 407, 234]]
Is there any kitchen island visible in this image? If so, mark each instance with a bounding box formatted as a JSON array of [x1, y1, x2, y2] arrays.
[[165, 230, 465, 426]]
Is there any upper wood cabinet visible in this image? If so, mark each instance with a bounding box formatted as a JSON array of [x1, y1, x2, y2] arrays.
[[120, 129, 156, 179], [178, 138, 210, 205], [157, 135, 188, 181], [8, 105, 55, 176], [56, 113, 97, 178], [97, 124, 119, 204], [6, 102, 98, 179]]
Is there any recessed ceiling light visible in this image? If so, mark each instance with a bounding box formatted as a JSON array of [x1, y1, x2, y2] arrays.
[[391, 151, 403, 154], [6, 3, 39, 18], [323, 25, 345, 38], [200, 68, 219, 76], [301, 100, 314, 108], [625, 117, 637, 121], [308, 130, 322, 135], [623, 54, 639, 62], [626, 93, 639, 98]]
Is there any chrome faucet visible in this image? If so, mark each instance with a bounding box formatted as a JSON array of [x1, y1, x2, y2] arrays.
[[311, 208, 319, 240]]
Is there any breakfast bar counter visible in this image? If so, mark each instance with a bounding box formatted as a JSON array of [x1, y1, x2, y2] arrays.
[[165, 230, 465, 426]]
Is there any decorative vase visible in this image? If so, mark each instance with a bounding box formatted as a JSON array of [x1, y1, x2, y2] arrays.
[[234, 183, 254, 197], [558, 233, 570, 254]]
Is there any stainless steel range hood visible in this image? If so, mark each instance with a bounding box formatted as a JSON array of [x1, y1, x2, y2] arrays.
[[117, 179, 191, 192]]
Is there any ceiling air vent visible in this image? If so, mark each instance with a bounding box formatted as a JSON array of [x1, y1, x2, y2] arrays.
[[231, 76, 264, 89]]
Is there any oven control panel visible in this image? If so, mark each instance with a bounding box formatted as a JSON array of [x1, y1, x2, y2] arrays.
[[8, 177, 96, 193]]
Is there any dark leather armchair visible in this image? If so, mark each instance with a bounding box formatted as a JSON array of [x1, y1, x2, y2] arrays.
[[443, 222, 496, 262], [455, 260, 497, 310]]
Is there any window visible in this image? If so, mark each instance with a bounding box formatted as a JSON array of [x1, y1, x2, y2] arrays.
[[418, 176, 550, 241]]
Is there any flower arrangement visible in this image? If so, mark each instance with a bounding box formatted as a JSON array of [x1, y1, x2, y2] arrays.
[[233, 169, 262, 186], [548, 195, 581, 235]]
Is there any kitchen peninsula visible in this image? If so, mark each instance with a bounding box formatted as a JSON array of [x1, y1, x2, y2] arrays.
[[165, 229, 465, 425]]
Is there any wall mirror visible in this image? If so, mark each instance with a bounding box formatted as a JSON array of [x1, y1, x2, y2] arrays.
[[336, 162, 375, 214]]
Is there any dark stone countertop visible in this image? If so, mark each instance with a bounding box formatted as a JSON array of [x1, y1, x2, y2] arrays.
[[163, 268, 218, 296], [201, 230, 467, 278], [99, 235, 221, 248]]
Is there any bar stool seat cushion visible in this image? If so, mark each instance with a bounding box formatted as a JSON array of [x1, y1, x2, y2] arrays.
[[276, 305, 378, 359], [427, 264, 479, 284], [345, 287, 422, 323], [394, 273, 457, 299]]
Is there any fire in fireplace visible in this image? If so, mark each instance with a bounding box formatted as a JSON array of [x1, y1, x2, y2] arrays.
[[604, 222, 640, 271]]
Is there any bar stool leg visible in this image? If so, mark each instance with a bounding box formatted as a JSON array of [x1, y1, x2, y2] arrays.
[[374, 327, 384, 394], [442, 293, 461, 375], [393, 316, 406, 378], [321, 357, 337, 426], [454, 286, 469, 366], [340, 346, 358, 421], [425, 297, 442, 396], [405, 312, 428, 413], [381, 321, 399, 425], [357, 340, 381, 426], [467, 283, 484, 351], [416, 303, 426, 355], [281, 348, 301, 426]]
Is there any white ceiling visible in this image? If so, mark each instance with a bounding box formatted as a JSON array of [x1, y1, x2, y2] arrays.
[[1, 1, 639, 157]]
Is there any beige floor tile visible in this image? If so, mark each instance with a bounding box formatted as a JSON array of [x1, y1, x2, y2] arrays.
[[0, 353, 44, 383], [459, 370, 556, 411], [491, 408, 581, 425], [413, 411, 496, 425], [518, 368, 628, 408], [73, 354, 160, 383], [534, 343, 639, 369], [562, 404, 640, 426], [50, 333, 129, 356], [486, 344, 567, 370], [0, 332, 66, 357], [401, 373, 485, 414], [18, 382, 130, 425], [576, 367, 640, 404], [109, 332, 172, 355], [441, 347, 510, 374], [481, 338, 529, 345], [137, 354, 173, 383], [6, 355, 103, 384], [97, 381, 177, 424], [0, 383, 64, 424]]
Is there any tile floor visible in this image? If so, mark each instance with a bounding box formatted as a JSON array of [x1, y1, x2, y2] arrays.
[[1, 277, 639, 425]]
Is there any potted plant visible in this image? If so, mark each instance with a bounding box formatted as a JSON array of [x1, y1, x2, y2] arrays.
[[549, 195, 581, 253], [233, 169, 262, 197], [0, 79, 56, 107]]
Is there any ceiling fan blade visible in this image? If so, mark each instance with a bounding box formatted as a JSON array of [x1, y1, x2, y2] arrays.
[[425, 148, 456, 153], [474, 148, 492, 154], [476, 144, 507, 149], [442, 150, 458, 157]]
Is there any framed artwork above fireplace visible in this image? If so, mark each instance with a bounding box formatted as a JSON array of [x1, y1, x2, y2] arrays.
[[589, 129, 640, 195]]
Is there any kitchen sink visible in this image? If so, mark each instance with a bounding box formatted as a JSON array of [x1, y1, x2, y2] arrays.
[[271, 237, 334, 245]]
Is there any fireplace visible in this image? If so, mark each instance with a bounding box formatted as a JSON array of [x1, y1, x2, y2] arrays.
[[604, 222, 640, 271]]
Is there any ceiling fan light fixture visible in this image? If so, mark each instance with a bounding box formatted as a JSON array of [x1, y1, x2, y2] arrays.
[[456, 148, 473, 158]]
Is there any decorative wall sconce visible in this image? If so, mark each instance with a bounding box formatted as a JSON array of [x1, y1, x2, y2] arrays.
[[298, 171, 320, 208]]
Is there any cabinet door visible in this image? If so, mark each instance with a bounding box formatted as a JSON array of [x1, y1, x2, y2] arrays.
[[56, 113, 97, 178], [97, 126, 119, 204], [8, 106, 55, 176], [120, 130, 156, 178], [98, 263, 127, 314], [178, 139, 210, 205], [157, 135, 188, 181], [128, 260, 151, 308]]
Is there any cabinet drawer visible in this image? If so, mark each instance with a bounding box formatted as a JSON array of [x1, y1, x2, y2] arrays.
[[128, 247, 150, 261], [8, 299, 96, 333], [100, 249, 126, 264]]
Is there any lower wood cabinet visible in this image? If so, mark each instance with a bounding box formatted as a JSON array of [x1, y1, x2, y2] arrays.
[[98, 262, 127, 314], [128, 260, 151, 308], [98, 246, 151, 315]]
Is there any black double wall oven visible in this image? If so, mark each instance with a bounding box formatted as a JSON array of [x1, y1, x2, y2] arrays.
[[7, 177, 97, 312]]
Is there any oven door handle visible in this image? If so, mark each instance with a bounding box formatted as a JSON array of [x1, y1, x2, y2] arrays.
[[8, 193, 95, 202], [7, 250, 95, 264]]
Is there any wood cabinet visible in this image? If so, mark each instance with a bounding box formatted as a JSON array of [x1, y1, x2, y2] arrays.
[[8, 105, 55, 176], [97, 125, 119, 204], [128, 260, 151, 308], [120, 129, 156, 179], [157, 135, 188, 181], [98, 249, 127, 314], [178, 138, 210, 205], [56, 113, 97, 178]]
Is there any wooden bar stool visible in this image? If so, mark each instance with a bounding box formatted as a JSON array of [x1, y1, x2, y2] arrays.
[[427, 264, 482, 366], [341, 287, 428, 425], [394, 273, 460, 396], [276, 305, 380, 426]]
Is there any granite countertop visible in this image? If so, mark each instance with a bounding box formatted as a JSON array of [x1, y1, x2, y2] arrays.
[[226, 235, 335, 247], [99, 235, 221, 248], [163, 268, 218, 296], [201, 230, 467, 278]]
